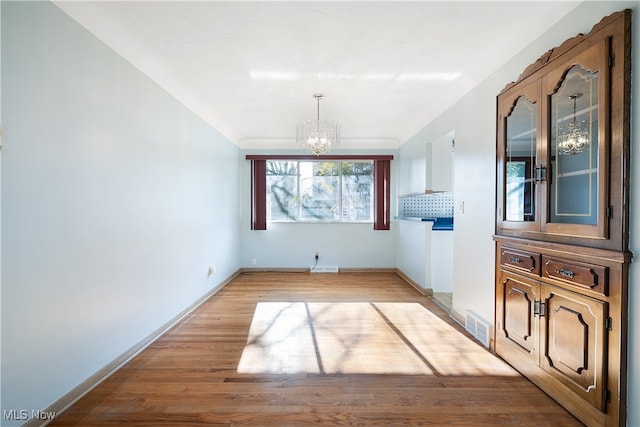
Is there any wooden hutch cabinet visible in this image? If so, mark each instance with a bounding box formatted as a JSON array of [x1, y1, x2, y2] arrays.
[[493, 10, 632, 427]]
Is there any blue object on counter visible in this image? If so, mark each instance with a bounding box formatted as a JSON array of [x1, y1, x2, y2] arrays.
[[431, 217, 453, 231], [394, 216, 453, 230]]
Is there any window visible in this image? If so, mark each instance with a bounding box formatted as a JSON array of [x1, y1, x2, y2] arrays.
[[247, 155, 392, 230], [267, 160, 373, 222]]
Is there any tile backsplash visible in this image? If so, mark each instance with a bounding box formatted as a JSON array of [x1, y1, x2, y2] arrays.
[[399, 192, 454, 218]]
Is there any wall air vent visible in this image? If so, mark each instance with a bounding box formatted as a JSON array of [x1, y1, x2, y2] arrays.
[[465, 310, 491, 348]]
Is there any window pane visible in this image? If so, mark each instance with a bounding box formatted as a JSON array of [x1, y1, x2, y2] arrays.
[[300, 161, 340, 220], [266, 161, 298, 221], [342, 161, 373, 221]]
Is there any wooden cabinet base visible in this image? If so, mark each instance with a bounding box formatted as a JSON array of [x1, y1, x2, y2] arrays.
[[494, 236, 630, 427]]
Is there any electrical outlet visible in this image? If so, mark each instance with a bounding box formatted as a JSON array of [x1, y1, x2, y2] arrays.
[[207, 267, 214, 278], [251, 258, 257, 266], [315, 251, 320, 258]]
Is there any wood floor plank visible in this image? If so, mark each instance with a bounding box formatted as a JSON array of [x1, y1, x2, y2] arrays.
[[50, 272, 582, 426]]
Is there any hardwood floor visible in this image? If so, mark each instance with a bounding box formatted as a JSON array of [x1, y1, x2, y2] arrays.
[[50, 272, 582, 426]]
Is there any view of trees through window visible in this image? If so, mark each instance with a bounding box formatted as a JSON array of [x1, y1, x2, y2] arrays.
[[266, 160, 373, 222], [506, 160, 534, 222]]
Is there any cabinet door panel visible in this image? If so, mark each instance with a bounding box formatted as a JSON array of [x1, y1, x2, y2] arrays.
[[541, 285, 607, 411], [496, 274, 539, 363], [543, 40, 610, 239], [496, 81, 541, 232]]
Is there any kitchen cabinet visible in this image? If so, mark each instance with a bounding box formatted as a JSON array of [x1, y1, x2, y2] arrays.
[[399, 131, 454, 196], [431, 230, 453, 292], [493, 10, 631, 427], [398, 141, 426, 196], [396, 219, 431, 290], [426, 131, 454, 193], [396, 218, 453, 295]]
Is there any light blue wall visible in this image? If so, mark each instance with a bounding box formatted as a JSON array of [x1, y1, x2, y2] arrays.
[[0, 2, 241, 425], [397, 2, 639, 425], [239, 150, 397, 270]]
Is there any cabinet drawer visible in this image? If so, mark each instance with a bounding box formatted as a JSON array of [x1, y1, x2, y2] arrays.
[[542, 256, 608, 296], [500, 248, 540, 275]]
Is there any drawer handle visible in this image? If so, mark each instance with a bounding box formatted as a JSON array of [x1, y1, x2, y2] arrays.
[[509, 257, 521, 264], [555, 268, 575, 279]]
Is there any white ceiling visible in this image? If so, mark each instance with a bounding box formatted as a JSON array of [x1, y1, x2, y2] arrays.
[[54, 1, 582, 150]]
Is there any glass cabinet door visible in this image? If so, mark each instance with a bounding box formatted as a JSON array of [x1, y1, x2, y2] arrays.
[[497, 82, 540, 232], [550, 65, 598, 225], [543, 41, 609, 239], [506, 96, 537, 222]]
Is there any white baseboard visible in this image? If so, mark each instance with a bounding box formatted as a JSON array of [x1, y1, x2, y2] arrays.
[[395, 268, 433, 296], [449, 308, 466, 328], [241, 267, 310, 273]]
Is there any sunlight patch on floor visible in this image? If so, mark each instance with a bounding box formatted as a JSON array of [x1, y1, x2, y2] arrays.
[[237, 302, 518, 376]]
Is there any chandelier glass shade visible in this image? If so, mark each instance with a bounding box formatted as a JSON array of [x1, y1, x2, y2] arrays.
[[557, 93, 590, 155], [297, 94, 339, 156]]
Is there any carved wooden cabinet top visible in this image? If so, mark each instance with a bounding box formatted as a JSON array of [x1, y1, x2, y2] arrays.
[[499, 10, 632, 96]]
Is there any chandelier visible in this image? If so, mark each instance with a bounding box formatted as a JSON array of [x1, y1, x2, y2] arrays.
[[557, 92, 590, 155], [297, 93, 339, 156]]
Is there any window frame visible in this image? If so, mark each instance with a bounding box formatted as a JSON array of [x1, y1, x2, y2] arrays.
[[247, 155, 393, 230]]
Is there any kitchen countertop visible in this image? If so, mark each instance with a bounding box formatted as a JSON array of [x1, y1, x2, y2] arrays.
[[395, 216, 453, 230]]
